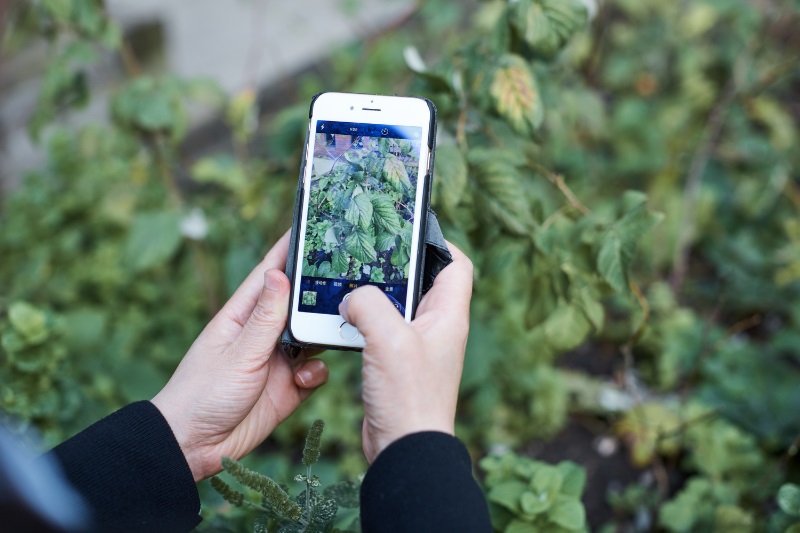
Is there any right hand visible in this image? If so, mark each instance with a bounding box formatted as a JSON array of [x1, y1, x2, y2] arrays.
[[338, 242, 473, 463]]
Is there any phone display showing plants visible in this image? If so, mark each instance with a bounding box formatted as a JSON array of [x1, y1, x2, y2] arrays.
[[298, 121, 423, 316]]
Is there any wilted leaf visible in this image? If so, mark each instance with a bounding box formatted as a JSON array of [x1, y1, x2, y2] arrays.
[[382, 155, 413, 192], [490, 54, 543, 135], [616, 403, 682, 467]]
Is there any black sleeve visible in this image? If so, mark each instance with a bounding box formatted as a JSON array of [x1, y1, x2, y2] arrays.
[[44, 401, 201, 533], [360, 432, 492, 533]]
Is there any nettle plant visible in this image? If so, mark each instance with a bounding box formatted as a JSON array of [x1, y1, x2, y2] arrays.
[[405, 0, 661, 445], [303, 136, 418, 283], [210, 420, 361, 533]]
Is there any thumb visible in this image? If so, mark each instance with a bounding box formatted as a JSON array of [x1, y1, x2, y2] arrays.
[[339, 285, 407, 343], [231, 269, 290, 362]]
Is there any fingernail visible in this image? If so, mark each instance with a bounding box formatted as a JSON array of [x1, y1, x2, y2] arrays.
[[265, 271, 280, 292], [297, 369, 312, 386], [338, 298, 349, 320]]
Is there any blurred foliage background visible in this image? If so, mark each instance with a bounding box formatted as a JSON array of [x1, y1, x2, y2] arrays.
[[2, 0, 800, 531]]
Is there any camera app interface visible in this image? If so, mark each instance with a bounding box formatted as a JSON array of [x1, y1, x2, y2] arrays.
[[299, 120, 423, 316]]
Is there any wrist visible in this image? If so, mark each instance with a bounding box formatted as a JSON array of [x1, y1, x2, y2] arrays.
[[151, 394, 206, 483], [371, 417, 455, 462]]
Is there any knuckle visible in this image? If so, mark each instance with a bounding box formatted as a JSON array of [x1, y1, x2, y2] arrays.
[[250, 301, 282, 329]]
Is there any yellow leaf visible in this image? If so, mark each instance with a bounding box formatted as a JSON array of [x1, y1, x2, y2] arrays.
[[490, 54, 544, 135]]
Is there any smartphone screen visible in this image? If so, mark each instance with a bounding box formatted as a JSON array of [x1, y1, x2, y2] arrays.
[[297, 120, 423, 317]]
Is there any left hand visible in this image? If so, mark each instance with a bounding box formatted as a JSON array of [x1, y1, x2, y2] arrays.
[[152, 231, 328, 482]]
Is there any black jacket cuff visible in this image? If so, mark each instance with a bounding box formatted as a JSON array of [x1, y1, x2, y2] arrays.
[[360, 432, 491, 533], [46, 401, 201, 533]]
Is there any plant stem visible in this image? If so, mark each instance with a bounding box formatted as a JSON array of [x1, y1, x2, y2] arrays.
[[301, 465, 312, 533], [529, 162, 591, 215], [669, 80, 735, 294]]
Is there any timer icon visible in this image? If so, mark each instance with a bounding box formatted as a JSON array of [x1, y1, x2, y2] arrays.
[[381, 128, 389, 136]]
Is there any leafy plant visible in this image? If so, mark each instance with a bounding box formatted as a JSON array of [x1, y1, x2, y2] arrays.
[[3, 0, 800, 531], [303, 134, 418, 283], [481, 452, 588, 533], [210, 420, 361, 533]]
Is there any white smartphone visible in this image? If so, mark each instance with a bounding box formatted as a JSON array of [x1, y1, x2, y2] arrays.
[[288, 92, 435, 349]]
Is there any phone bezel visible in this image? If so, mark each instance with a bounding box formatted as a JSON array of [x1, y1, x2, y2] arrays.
[[289, 92, 433, 348]]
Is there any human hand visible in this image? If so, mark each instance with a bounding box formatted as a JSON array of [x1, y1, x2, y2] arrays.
[[151, 231, 329, 482], [339, 242, 473, 463]]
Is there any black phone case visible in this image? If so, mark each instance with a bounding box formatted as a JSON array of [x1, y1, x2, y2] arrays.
[[281, 92, 452, 357]]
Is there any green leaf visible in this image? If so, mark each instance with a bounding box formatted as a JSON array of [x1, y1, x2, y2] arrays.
[[376, 232, 398, 252], [332, 249, 350, 274], [391, 242, 410, 268], [598, 193, 663, 293], [557, 462, 586, 498], [488, 480, 528, 512], [324, 226, 339, 245], [510, 0, 588, 59], [549, 496, 586, 530], [345, 191, 374, 231], [471, 151, 532, 235], [42, 0, 72, 23], [520, 490, 550, 515], [343, 229, 377, 264], [183, 77, 226, 107], [490, 54, 543, 135], [317, 261, 332, 277], [371, 193, 402, 235], [9, 302, 49, 344], [382, 155, 413, 192], [543, 303, 592, 352], [531, 464, 562, 495], [191, 155, 247, 193], [433, 145, 468, 216], [323, 480, 360, 508], [506, 520, 538, 533], [112, 77, 183, 136], [779, 484, 800, 517], [124, 211, 182, 272]]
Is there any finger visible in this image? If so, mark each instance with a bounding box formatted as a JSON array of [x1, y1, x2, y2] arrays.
[[415, 240, 474, 320], [229, 269, 290, 364], [294, 358, 329, 389], [339, 285, 407, 342], [218, 229, 292, 330]]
